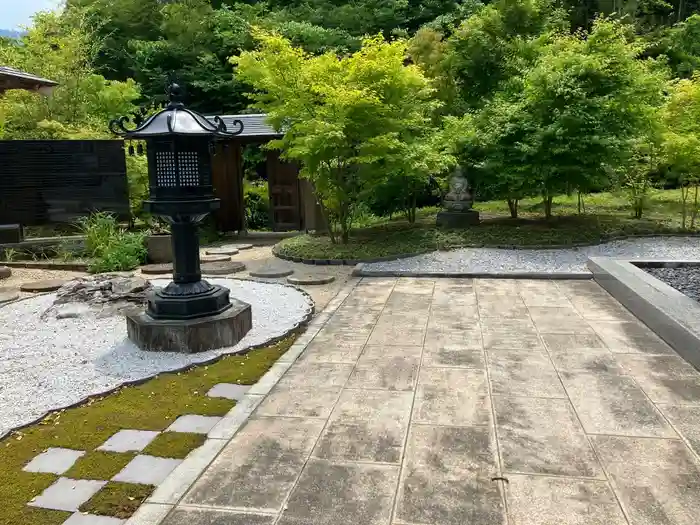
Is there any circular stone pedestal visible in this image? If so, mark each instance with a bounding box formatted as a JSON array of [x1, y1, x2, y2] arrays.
[[250, 264, 294, 279], [141, 263, 173, 275], [287, 274, 336, 286], [205, 246, 240, 256], [201, 261, 246, 275], [0, 266, 11, 280], [20, 280, 67, 293], [126, 297, 252, 353]]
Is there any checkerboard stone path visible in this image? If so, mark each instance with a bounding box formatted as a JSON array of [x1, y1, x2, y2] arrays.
[[153, 278, 700, 525]]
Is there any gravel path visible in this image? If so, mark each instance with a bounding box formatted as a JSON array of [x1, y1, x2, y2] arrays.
[[644, 266, 700, 303], [0, 278, 313, 438], [358, 237, 700, 276]]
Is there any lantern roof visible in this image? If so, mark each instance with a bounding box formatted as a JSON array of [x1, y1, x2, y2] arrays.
[[109, 84, 244, 139]]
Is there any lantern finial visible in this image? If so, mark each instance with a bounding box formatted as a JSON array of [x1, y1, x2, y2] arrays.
[[167, 83, 185, 107]]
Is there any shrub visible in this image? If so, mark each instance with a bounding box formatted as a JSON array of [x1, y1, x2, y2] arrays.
[[77, 212, 147, 273], [244, 181, 271, 230]]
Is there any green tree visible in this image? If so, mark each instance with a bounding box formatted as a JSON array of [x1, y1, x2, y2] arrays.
[[235, 33, 452, 242]]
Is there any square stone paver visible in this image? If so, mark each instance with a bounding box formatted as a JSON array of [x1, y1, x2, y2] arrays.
[[540, 333, 607, 352], [347, 345, 421, 391], [592, 435, 700, 525], [28, 478, 106, 512], [313, 389, 413, 463], [275, 363, 354, 389], [298, 339, 366, 364], [487, 352, 567, 398], [494, 396, 603, 478], [206, 383, 251, 401], [256, 386, 342, 418], [23, 447, 85, 475], [591, 321, 674, 355], [482, 331, 544, 352], [277, 459, 399, 525], [422, 343, 485, 369], [183, 417, 325, 512], [506, 475, 627, 525], [63, 513, 125, 524], [658, 405, 700, 456], [162, 508, 275, 525], [615, 355, 700, 405], [98, 430, 160, 453], [112, 455, 182, 485], [166, 415, 222, 434], [413, 367, 491, 426]]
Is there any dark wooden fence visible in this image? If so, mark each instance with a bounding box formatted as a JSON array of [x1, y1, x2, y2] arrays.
[[0, 140, 129, 226]]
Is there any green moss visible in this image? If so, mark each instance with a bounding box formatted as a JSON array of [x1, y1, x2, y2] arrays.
[[143, 432, 207, 459], [0, 337, 294, 525], [64, 451, 136, 481], [79, 482, 154, 519]]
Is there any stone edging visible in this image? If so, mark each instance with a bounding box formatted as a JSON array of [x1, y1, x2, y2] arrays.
[[272, 233, 700, 266], [351, 267, 593, 280], [0, 260, 89, 271], [125, 277, 361, 525]]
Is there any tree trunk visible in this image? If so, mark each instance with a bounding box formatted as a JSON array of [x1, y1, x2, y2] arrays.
[[692, 184, 699, 229], [409, 194, 417, 224], [507, 199, 519, 219], [543, 194, 553, 220], [577, 191, 586, 215]]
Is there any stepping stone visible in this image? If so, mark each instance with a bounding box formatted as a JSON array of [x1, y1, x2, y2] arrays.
[[0, 289, 18, 304], [201, 261, 246, 276], [166, 414, 222, 434], [207, 383, 251, 401], [98, 429, 160, 453], [140, 263, 173, 275], [112, 455, 182, 485], [23, 447, 85, 475], [232, 243, 253, 251], [63, 513, 125, 524], [0, 266, 10, 279], [249, 264, 294, 279], [20, 279, 67, 293], [28, 478, 106, 512], [288, 274, 336, 286], [205, 246, 240, 256], [200, 255, 231, 263]]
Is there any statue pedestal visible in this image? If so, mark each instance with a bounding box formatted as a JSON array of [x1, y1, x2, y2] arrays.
[[436, 210, 480, 228]]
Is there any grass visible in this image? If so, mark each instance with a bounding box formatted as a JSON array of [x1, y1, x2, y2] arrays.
[[143, 432, 207, 459], [275, 189, 700, 261], [0, 336, 295, 525]]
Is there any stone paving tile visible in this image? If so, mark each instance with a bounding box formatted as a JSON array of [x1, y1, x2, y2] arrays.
[[113, 455, 182, 485], [424, 326, 483, 349], [519, 286, 572, 308], [505, 475, 627, 525], [167, 415, 222, 434], [413, 368, 491, 427], [367, 317, 427, 346], [560, 369, 676, 437], [63, 513, 125, 524], [395, 425, 503, 525], [313, 389, 413, 463], [493, 396, 603, 478], [298, 339, 366, 364], [592, 435, 700, 525], [482, 331, 544, 352], [183, 417, 325, 512], [528, 307, 597, 335], [591, 321, 675, 355], [161, 508, 275, 525], [275, 362, 354, 389], [277, 459, 399, 525], [541, 333, 608, 352], [347, 345, 421, 391], [479, 301, 531, 319], [615, 355, 700, 405], [256, 386, 342, 419], [28, 478, 106, 512], [206, 383, 251, 401], [422, 343, 485, 369], [549, 350, 623, 374], [98, 430, 160, 453], [658, 405, 700, 456], [23, 447, 85, 475], [487, 352, 567, 398], [480, 317, 539, 335]]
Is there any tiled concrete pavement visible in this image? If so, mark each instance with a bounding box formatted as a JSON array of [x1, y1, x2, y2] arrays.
[[157, 278, 700, 525]]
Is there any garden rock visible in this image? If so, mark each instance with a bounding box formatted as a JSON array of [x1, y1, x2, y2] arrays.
[[0, 266, 11, 279]]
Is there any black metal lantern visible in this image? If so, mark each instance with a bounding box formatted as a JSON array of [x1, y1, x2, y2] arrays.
[[110, 84, 244, 321]]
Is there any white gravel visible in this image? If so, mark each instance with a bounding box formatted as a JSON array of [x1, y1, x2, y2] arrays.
[[0, 278, 313, 438], [359, 237, 700, 276]]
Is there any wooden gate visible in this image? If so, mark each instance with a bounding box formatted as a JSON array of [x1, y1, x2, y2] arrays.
[[211, 143, 244, 232], [267, 151, 302, 231]]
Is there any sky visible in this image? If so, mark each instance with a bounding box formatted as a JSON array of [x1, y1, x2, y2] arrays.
[[1, 0, 62, 30]]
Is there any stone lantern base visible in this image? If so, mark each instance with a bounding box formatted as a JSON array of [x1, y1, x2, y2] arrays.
[[126, 298, 252, 353], [436, 210, 480, 228]]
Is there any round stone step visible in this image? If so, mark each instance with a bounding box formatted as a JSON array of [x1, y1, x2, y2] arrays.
[[0, 289, 19, 304], [201, 261, 246, 276], [231, 243, 253, 251], [20, 279, 67, 293], [140, 263, 173, 275], [200, 255, 231, 264], [205, 246, 240, 256], [0, 266, 11, 280], [249, 264, 294, 279], [287, 274, 336, 286]]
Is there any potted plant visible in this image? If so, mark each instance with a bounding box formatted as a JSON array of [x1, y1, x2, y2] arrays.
[[146, 217, 172, 264]]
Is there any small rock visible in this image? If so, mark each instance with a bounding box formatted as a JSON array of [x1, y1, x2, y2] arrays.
[[55, 304, 91, 320]]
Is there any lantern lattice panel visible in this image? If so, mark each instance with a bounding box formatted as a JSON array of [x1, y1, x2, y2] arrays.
[[177, 151, 200, 187], [155, 151, 177, 187]]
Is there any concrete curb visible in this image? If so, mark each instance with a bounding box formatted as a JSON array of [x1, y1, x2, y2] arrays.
[[588, 257, 700, 371], [351, 264, 592, 280], [126, 278, 361, 524], [0, 260, 90, 271]]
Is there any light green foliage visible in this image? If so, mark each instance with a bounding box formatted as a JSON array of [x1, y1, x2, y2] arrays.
[[235, 33, 454, 241], [77, 212, 146, 273], [126, 153, 150, 219], [0, 11, 139, 139]]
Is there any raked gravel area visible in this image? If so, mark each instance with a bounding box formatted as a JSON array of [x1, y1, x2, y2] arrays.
[[0, 278, 313, 438], [357, 236, 700, 276]]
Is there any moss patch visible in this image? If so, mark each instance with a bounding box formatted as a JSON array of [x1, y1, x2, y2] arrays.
[[64, 451, 136, 481], [143, 432, 207, 459], [0, 336, 295, 525], [79, 482, 154, 519]]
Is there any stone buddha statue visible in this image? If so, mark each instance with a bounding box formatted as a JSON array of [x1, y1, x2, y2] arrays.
[[436, 165, 480, 227]]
